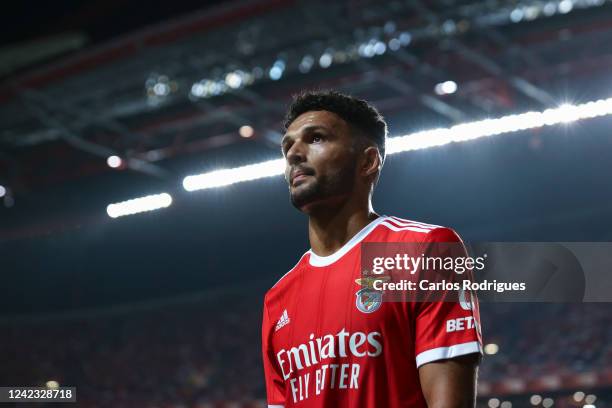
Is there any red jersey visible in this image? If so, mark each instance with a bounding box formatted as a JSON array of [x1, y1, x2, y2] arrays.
[[262, 215, 482, 408]]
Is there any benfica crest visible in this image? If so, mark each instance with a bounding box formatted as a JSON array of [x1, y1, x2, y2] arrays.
[[355, 288, 382, 313], [354, 273, 387, 314]]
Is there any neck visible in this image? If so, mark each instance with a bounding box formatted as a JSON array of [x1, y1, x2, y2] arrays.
[[307, 196, 379, 257]]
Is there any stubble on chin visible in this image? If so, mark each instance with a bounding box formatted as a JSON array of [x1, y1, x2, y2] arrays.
[[289, 162, 357, 211], [289, 180, 320, 210]]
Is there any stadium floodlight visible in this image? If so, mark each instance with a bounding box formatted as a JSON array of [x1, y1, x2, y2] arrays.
[[106, 193, 173, 218], [269, 66, 283, 80], [386, 97, 612, 154], [388, 38, 401, 51], [239, 125, 254, 138], [530, 395, 542, 405], [183, 159, 284, 192], [319, 53, 333, 68], [299, 55, 315, 73], [484, 343, 499, 355], [106, 155, 122, 168], [434, 80, 458, 95], [225, 71, 245, 89], [573, 392, 585, 402], [488, 398, 500, 408], [181, 96, 612, 192], [110, 96, 612, 217]]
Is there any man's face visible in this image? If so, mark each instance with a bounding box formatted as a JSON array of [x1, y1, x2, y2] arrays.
[[282, 110, 359, 212]]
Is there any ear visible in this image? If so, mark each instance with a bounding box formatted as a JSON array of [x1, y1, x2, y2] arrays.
[[361, 146, 381, 179]]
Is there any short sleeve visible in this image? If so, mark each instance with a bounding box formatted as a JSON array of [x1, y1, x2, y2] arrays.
[[262, 299, 286, 407], [413, 227, 483, 368]]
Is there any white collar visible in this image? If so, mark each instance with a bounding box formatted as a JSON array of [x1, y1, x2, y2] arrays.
[[307, 215, 386, 267]]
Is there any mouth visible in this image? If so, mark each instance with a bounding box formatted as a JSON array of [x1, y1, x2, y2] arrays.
[[290, 170, 313, 186], [292, 174, 310, 186]]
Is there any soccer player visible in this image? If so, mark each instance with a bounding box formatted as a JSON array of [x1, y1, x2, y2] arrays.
[[262, 91, 482, 407]]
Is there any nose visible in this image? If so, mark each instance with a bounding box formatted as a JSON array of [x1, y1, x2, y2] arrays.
[[285, 139, 306, 166]]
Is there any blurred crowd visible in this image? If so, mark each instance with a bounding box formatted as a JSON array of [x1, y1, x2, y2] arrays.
[[0, 294, 610, 408], [480, 303, 612, 381], [0, 293, 264, 408]]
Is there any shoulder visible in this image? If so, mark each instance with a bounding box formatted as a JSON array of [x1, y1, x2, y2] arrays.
[[264, 250, 309, 304], [377, 215, 464, 244]]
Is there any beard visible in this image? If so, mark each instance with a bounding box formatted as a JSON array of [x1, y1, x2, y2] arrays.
[[289, 160, 357, 210]]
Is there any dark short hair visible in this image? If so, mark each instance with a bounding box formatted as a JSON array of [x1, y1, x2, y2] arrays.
[[283, 90, 387, 162]]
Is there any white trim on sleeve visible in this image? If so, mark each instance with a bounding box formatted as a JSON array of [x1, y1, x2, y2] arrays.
[[268, 405, 285, 408], [415, 341, 482, 368]]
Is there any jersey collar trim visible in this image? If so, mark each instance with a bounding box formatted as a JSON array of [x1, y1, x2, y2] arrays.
[[307, 215, 386, 267]]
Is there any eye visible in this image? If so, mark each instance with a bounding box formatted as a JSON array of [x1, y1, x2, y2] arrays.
[[311, 134, 323, 143]]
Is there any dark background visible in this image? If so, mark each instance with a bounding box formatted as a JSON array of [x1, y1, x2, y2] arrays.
[[0, 1, 611, 407]]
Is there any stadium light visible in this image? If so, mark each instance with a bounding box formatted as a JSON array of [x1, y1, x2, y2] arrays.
[[488, 398, 500, 408], [109, 96, 612, 217], [319, 52, 333, 68], [387, 98, 612, 154], [183, 159, 284, 192], [107, 155, 122, 168], [484, 343, 499, 355], [530, 395, 542, 405], [434, 80, 458, 95], [106, 193, 172, 218], [239, 125, 254, 138], [388, 38, 401, 51], [182, 97, 612, 192], [299, 55, 315, 73]]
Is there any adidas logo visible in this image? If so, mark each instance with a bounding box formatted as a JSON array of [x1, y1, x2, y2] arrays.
[[275, 309, 290, 332]]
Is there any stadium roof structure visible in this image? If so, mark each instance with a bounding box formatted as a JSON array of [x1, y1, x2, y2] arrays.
[[2, 0, 612, 229]]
